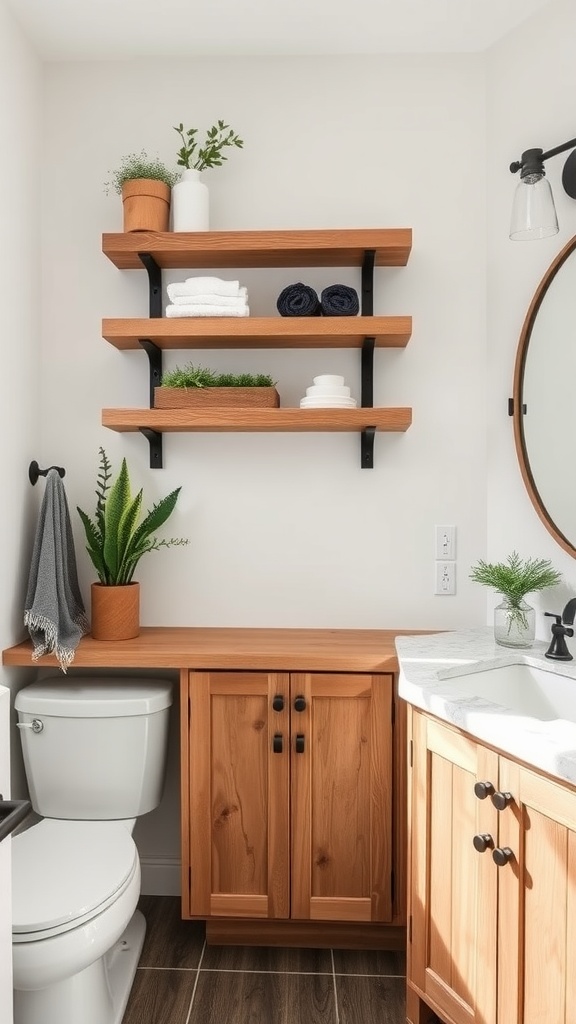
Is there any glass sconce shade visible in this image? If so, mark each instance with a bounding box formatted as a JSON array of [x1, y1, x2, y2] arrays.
[[509, 175, 559, 241]]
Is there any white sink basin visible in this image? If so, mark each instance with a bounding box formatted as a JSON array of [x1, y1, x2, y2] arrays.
[[439, 662, 576, 723]]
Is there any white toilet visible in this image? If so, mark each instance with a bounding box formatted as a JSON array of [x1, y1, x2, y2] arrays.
[[12, 677, 173, 1024]]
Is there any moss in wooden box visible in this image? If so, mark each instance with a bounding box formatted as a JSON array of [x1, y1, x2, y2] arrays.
[[155, 364, 280, 408]]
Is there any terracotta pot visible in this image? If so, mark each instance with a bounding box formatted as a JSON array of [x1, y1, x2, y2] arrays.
[[121, 179, 170, 232], [154, 386, 280, 409], [91, 582, 140, 641]]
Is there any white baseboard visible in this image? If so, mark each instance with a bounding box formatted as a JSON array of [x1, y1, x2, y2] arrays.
[[140, 856, 181, 896]]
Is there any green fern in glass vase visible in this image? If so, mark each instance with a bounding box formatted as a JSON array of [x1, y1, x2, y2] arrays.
[[469, 552, 561, 644]]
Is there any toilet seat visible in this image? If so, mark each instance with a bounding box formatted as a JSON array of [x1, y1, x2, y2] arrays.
[[12, 820, 138, 942]]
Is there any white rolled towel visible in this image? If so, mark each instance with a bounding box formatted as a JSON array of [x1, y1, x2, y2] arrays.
[[165, 303, 250, 318], [167, 277, 242, 301], [170, 288, 248, 307]]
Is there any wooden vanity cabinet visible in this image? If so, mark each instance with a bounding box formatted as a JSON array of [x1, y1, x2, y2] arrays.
[[408, 708, 576, 1024], [182, 669, 394, 927]]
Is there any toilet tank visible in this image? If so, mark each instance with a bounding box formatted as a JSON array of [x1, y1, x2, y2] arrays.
[[15, 678, 173, 819]]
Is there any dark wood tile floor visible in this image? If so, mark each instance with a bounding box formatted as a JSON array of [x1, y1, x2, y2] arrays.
[[123, 896, 406, 1024]]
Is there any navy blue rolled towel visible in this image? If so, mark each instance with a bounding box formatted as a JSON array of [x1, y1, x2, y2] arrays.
[[320, 284, 360, 317], [276, 282, 321, 317]]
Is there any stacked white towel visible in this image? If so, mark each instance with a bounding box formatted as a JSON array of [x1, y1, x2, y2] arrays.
[[166, 276, 250, 317]]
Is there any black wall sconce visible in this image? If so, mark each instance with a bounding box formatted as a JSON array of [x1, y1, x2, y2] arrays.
[[509, 136, 576, 240]]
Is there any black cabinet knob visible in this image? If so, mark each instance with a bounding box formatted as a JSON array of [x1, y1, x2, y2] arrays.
[[492, 846, 514, 867], [295, 734, 305, 753], [474, 781, 495, 800], [472, 833, 494, 853], [272, 733, 283, 754], [294, 695, 306, 712], [272, 695, 285, 712], [491, 791, 513, 811]]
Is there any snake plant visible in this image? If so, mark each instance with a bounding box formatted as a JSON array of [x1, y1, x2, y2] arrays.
[[77, 448, 188, 586]]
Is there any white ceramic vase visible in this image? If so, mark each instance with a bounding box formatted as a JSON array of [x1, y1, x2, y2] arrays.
[[171, 169, 209, 231]]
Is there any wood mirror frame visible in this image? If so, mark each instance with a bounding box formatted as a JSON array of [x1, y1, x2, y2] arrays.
[[512, 233, 576, 559]]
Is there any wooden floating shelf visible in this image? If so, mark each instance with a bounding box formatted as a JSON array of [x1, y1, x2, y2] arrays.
[[102, 407, 413, 434], [102, 316, 412, 350], [102, 228, 412, 270]]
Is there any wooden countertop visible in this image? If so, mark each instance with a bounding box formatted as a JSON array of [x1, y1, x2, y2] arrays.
[[2, 627, 428, 673]]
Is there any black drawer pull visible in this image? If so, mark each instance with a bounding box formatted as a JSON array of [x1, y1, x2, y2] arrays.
[[474, 781, 495, 800], [493, 846, 514, 867], [272, 695, 285, 712], [294, 695, 306, 712], [492, 791, 513, 811], [272, 733, 283, 754], [472, 833, 494, 854], [295, 734, 305, 753]]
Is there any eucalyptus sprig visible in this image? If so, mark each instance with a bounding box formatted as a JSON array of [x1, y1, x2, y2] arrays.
[[174, 120, 244, 172], [161, 364, 275, 389], [469, 552, 561, 607]]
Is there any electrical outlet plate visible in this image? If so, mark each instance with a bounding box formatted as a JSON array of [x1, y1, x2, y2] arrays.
[[435, 525, 456, 560], [435, 561, 456, 595]]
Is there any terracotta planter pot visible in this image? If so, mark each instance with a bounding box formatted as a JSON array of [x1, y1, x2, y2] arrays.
[[90, 582, 140, 641], [154, 386, 280, 409], [121, 179, 171, 232]]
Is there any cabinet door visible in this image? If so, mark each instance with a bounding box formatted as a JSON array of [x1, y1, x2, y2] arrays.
[[409, 712, 498, 1024], [497, 758, 576, 1024], [291, 672, 393, 923], [187, 671, 290, 919]]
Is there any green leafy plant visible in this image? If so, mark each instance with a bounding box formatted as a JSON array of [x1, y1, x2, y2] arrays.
[[104, 151, 180, 196], [174, 120, 244, 171], [77, 449, 188, 586], [469, 552, 562, 632], [161, 364, 275, 389]]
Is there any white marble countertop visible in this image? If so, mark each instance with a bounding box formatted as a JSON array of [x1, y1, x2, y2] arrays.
[[395, 627, 576, 787]]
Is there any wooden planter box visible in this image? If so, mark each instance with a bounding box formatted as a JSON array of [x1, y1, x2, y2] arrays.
[[155, 386, 280, 409]]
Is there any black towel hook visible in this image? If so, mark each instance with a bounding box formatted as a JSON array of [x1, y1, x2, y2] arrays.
[[28, 461, 66, 485]]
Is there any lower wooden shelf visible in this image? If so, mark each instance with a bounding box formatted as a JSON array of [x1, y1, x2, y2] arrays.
[[101, 407, 413, 433]]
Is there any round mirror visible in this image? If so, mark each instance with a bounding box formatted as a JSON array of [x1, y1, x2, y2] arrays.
[[512, 234, 576, 557]]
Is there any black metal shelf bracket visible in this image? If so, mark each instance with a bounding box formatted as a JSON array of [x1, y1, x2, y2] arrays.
[[361, 337, 376, 408], [139, 339, 163, 409], [138, 252, 162, 318], [361, 427, 376, 469], [361, 249, 375, 316], [360, 249, 376, 470], [139, 428, 163, 469]]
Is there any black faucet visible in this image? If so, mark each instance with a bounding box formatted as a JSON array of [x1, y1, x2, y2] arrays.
[[545, 598, 576, 660]]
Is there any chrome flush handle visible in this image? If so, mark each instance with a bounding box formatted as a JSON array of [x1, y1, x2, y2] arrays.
[[16, 719, 44, 733]]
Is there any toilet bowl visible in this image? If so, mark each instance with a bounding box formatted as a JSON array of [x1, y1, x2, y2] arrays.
[[12, 820, 143, 1024], [12, 678, 173, 1024]]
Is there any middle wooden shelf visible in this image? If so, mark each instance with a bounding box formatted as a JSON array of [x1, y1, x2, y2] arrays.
[[102, 315, 412, 350]]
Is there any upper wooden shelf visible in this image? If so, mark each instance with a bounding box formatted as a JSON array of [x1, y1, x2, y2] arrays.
[[101, 229, 412, 270], [102, 316, 412, 350], [101, 407, 413, 434]]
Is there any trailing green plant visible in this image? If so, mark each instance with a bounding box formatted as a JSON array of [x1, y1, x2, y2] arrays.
[[469, 552, 562, 632], [174, 120, 244, 172], [77, 448, 188, 586], [161, 364, 275, 389], [104, 151, 180, 196]]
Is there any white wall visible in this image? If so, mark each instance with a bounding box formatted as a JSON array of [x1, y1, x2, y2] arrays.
[[487, 0, 576, 637], [0, 0, 42, 1011], [40, 54, 488, 634]]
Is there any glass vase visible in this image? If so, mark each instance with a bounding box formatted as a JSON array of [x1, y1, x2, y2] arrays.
[[493, 598, 535, 648]]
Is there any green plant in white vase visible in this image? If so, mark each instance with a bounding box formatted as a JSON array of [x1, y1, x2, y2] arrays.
[[171, 120, 244, 231], [173, 121, 244, 171], [469, 552, 562, 648]]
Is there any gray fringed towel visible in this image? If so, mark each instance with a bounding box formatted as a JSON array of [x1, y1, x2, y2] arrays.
[[24, 469, 89, 672]]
